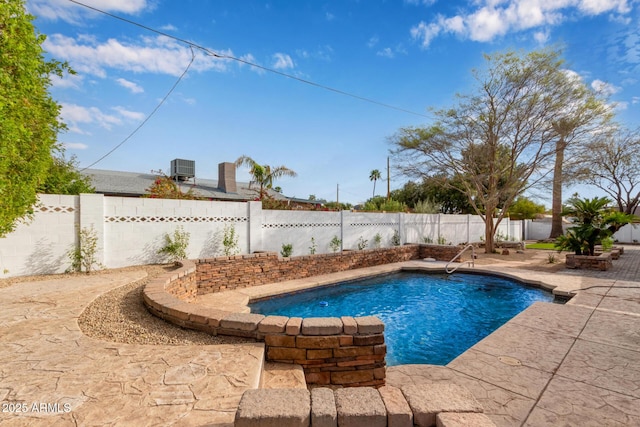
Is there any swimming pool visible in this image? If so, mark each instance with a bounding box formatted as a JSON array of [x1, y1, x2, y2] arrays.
[[250, 272, 555, 365]]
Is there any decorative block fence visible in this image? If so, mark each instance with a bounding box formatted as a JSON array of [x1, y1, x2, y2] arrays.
[[0, 194, 519, 278], [143, 245, 464, 386]]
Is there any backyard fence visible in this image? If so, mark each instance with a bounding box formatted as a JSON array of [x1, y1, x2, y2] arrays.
[[2, 194, 527, 277]]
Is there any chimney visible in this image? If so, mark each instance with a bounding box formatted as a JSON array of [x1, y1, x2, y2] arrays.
[[218, 162, 237, 193]]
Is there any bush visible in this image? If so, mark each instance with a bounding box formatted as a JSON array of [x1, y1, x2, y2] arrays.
[[281, 243, 293, 257], [67, 226, 104, 273], [158, 226, 190, 263]]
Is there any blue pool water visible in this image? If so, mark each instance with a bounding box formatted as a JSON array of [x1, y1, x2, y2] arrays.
[[250, 272, 555, 366]]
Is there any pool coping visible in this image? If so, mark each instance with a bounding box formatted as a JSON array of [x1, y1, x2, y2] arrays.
[[194, 259, 575, 314]]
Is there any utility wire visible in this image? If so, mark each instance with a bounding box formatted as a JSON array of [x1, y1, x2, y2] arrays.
[[68, 0, 429, 119], [80, 46, 196, 171]]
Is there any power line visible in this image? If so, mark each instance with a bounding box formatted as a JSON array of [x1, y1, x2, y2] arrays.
[[68, 0, 429, 118], [80, 47, 196, 170]]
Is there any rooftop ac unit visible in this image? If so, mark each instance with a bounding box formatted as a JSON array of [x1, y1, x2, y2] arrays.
[[170, 159, 195, 181]]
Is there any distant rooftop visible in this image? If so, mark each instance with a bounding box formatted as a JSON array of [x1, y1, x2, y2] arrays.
[[81, 168, 285, 202]]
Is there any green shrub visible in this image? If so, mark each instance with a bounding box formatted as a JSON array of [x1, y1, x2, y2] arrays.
[[281, 243, 293, 257], [329, 235, 342, 253], [222, 224, 239, 256], [357, 236, 368, 250], [158, 226, 190, 263], [67, 226, 104, 273]]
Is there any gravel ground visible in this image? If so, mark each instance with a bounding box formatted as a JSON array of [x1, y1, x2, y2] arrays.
[[1, 265, 250, 346]]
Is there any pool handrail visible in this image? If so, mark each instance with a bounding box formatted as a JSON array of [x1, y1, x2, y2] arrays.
[[445, 244, 475, 273]]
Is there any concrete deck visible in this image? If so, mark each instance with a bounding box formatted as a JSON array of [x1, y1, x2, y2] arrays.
[[1, 246, 639, 426]]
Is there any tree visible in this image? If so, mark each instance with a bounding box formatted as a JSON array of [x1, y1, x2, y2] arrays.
[[555, 196, 634, 255], [390, 176, 473, 213], [145, 173, 201, 199], [38, 152, 95, 195], [369, 169, 381, 198], [391, 49, 571, 253], [0, 0, 71, 236], [547, 71, 611, 238], [579, 127, 640, 215], [508, 196, 546, 220], [235, 155, 297, 200]]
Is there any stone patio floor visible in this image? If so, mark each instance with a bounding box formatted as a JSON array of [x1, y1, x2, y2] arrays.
[[1, 246, 639, 426]]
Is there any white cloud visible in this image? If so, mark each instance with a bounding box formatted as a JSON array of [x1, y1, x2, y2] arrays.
[[405, 0, 437, 6], [411, 21, 442, 48], [377, 48, 395, 58], [368, 36, 379, 48], [61, 103, 122, 132], [591, 79, 621, 96], [410, 0, 634, 48], [50, 72, 84, 89], [116, 78, 144, 94], [112, 106, 145, 121], [61, 103, 144, 134], [63, 142, 89, 150], [534, 28, 551, 44], [614, 100, 628, 110], [43, 34, 232, 78], [29, 0, 149, 24], [159, 24, 178, 32], [272, 53, 294, 70], [632, 96, 640, 104], [326, 12, 335, 21], [578, 0, 630, 15]]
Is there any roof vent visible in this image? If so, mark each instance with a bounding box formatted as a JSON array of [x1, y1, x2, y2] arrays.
[[170, 159, 195, 181]]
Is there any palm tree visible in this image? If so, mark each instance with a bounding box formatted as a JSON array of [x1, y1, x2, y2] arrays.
[[235, 155, 297, 200], [369, 169, 381, 198]]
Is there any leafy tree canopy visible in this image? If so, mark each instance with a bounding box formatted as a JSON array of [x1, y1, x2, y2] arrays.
[[507, 196, 546, 220], [38, 152, 95, 195], [0, 0, 71, 236], [391, 48, 574, 252]]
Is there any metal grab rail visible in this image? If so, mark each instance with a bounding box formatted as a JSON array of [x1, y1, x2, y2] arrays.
[[445, 244, 476, 274]]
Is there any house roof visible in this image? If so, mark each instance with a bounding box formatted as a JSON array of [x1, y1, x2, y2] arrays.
[[81, 169, 286, 201]]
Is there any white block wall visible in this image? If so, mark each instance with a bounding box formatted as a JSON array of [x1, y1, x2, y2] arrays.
[[0, 194, 527, 278], [103, 197, 251, 267], [0, 194, 78, 276]]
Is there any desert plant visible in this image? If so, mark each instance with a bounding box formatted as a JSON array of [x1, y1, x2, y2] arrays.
[[158, 226, 190, 264], [373, 233, 382, 248], [600, 236, 614, 252], [281, 243, 293, 257], [67, 226, 104, 273], [547, 253, 557, 264], [329, 235, 342, 253], [423, 236, 433, 244], [309, 237, 317, 254], [222, 224, 240, 256], [437, 235, 447, 245], [391, 230, 401, 246], [357, 236, 368, 250]]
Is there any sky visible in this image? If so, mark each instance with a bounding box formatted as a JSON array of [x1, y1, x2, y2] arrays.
[[27, 0, 640, 205]]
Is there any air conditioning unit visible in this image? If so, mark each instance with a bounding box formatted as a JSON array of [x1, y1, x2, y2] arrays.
[[170, 159, 195, 181]]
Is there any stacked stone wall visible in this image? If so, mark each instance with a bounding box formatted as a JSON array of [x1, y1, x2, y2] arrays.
[[264, 316, 386, 387], [565, 253, 612, 270], [196, 244, 466, 295]]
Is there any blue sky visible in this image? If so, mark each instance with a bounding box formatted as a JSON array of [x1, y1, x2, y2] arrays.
[[28, 0, 640, 205]]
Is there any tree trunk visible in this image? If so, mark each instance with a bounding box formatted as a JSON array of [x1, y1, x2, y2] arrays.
[[549, 139, 566, 239], [484, 213, 495, 253]]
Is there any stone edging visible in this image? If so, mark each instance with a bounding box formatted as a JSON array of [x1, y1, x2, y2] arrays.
[[234, 385, 497, 427], [143, 259, 389, 387]]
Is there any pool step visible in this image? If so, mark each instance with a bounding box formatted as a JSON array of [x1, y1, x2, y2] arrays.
[[260, 362, 307, 389]]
